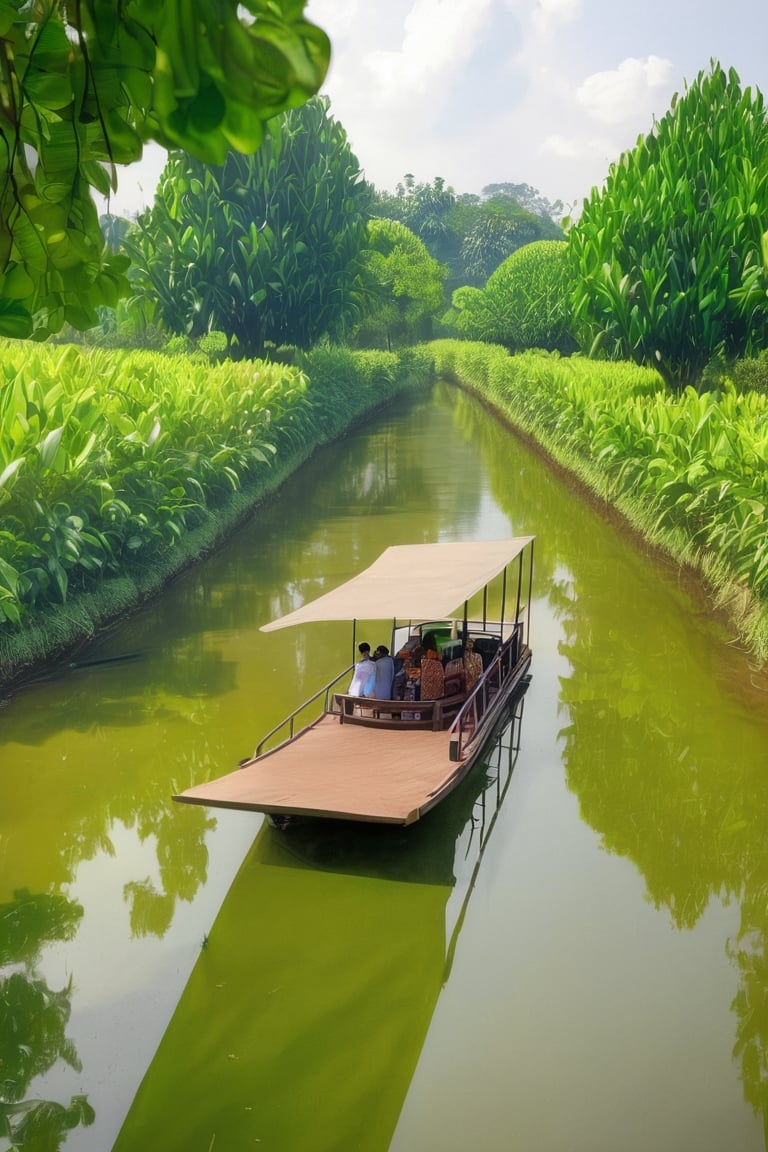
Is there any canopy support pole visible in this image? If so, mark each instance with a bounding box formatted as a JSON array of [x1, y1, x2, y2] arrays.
[[525, 541, 535, 645], [515, 552, 523, 625]]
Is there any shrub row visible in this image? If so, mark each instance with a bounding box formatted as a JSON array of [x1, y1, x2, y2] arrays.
[[0, 342, 432, 683], [429, 339, 768, 661]]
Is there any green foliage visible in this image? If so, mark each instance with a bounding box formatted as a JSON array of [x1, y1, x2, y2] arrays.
[[352, 219, 447, 349], [447, 240, 577, 353], [729, 352, 768, 396], [0, 343, 294, 627], [568, 61, 768, 391], [301, 343, 434, 440], [458, 196, 561, 286], [430, 339, 768, 659], [393, 175, 457, 265], [481, 183, 564, 221], [130, 98, 372, 357], [372, 179, 562, 289], [0, 2, 329, 343], [0, 341, 430, 640]]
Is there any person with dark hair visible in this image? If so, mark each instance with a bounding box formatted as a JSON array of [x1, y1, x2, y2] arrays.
[[348, 642, 376, 697], [421, 632, 438, 656], [373, 644, 395, 699]]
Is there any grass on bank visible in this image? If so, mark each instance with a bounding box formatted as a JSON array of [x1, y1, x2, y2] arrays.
[[0, 341, 433, 686], [429, 339, 768, 663], [5, 329, 768, 683]]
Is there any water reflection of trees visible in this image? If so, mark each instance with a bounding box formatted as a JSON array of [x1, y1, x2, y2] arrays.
[[0, 889, 94, 1150], [122, 781, 216, 938], [113, 699, 526, 1152], [446, 379, 768, 1136], [3, 743, 218, 943]]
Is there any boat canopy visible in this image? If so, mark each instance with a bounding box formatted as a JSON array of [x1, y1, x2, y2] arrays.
[[260, 537, 534, 632]]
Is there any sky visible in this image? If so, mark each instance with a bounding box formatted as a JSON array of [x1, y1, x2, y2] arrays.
[[102, 0, 767, 219]]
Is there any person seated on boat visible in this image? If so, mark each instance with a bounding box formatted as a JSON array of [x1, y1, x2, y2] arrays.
[[420, 636, 445, 700], [463, 637, 483, 693], [422, 631, 438, 655], [348, 642, 376, 697], [391, 654, 406, 700], [401, 654, 421, 701], [373, 645, 395, 699], [398, 633, 423, 663]]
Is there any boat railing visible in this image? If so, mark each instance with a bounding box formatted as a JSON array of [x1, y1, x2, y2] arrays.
[[448, 624, 527, 762], [253, 665, 354, 759]]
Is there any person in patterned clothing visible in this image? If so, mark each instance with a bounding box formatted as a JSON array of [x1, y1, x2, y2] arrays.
[[463, 637, 483, 693], [420, 633, 444, 700]]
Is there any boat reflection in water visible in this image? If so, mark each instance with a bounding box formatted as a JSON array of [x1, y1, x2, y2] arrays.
[[113, 692, 528, 1152]]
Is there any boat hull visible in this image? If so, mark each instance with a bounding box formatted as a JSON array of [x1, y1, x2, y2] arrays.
[[175, 646, 531, 825]]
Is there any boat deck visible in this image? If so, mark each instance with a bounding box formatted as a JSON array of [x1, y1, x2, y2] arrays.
[[175, 713, 467, 825]]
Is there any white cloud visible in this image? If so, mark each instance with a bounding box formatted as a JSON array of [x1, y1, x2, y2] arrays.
[[540, 134, 613, 160], [576, 55, 674, 125], [364, 0, 494, 107], [307, 0, 359, 36], [529, 0, 581, 39], [504, 0, 580, 69]]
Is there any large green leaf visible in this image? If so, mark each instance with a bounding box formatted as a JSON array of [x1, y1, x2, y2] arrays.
[[0, 299, 33, 339], [0, 1, 330, 340]]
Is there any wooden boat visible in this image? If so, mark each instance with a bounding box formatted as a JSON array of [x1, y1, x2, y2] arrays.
[[174, 537, 534, 826]]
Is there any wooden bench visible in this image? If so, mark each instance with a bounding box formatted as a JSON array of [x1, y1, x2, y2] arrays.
[[333, 693, 467, 731]]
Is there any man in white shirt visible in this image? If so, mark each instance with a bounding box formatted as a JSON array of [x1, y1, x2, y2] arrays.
[[348, 642, 376, 697]]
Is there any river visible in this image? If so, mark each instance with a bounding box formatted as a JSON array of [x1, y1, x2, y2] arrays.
[[2, 382, 768, 1152]]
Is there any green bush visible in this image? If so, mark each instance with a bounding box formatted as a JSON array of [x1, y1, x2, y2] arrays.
[[429, 338, 768, 659], [568, 62, 768, 391], [730, 352, 768, 396], [0, 342, 431, 658], [447, 241, 576, 354]]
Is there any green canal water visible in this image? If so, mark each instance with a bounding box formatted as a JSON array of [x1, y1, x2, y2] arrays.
[[2, 382, 768, 1151]]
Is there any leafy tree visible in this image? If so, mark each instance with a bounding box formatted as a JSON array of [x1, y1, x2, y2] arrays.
[[443, 285, 495, 342], [458, 196, 560, 285], [568, 61, 768, 391], [371, 179, 562, 289], [372, 176, 457, 268], [352, 219, 447, 349], [402, 176, 457, 263], [129, 97, 372, 357], [482, 182, 564, 222], [0, 1, 329, 341], [448, 240, 576, 353]]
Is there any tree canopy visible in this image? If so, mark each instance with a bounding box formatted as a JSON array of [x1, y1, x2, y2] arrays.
[[371, 178, 561, 289], [352, 218, 447, 349], [130, 97, 371, 356], [568, 61, 768, 390], [447, 240, 576, 354], [0, 1, 329, 341]]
